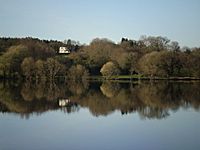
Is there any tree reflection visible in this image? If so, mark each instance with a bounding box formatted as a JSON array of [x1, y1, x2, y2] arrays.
[[100, 81, 120, 98], [67, 79, 89, 96], [0, 80, 200, 119], [21, 81, 35, 101]]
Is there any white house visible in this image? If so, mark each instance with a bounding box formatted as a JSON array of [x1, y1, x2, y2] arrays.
[[59, 47, 70, 54]]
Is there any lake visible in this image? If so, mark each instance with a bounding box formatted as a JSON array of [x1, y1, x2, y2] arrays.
[[0, 80, 200, 150]]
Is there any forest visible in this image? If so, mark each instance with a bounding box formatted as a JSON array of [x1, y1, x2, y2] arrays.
[[0, 36, 200, 81]]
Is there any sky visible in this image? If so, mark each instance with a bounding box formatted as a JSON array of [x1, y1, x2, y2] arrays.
[[0, 0, 200, 47]]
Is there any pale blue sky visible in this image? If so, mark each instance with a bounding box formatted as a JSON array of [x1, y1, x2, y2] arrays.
[[0, 0, 200, 47]]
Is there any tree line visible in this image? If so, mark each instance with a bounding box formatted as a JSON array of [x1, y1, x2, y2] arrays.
[[0, 36, 199, 80]]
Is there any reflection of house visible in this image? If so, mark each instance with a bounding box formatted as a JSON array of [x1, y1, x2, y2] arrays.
[[59, 47, 70, 54], [59, 99, 71, 107]]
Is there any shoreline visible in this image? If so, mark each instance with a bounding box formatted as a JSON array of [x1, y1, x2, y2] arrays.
[[0, 75, 200, 82], [89, 76, 200, 81]]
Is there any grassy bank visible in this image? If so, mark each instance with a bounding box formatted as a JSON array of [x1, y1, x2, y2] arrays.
[[89, 75, 200, 81]]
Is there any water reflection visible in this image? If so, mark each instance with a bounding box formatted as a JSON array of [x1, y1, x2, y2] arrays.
[[0, 80, 199, 119]]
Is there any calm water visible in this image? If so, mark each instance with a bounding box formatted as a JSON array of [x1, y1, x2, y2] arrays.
[[0, 80, 200, 150]]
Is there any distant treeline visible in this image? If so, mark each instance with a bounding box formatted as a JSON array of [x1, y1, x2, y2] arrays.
[[0, 36, 199, 80]]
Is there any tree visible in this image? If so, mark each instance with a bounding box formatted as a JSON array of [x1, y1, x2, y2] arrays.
[[69, 38, 116, 75], [137, 51, 160, 77], [137, 50, 190, 77], [128, 52, 139, 75], [0, 57, 8, 77], [169, 41, 180, 52], [66, 39, 72, 46], [121, 38, 135, 48], [35, 59, 46, 80], [46, 58, 62, 80], [159, 51, 187, 77], [25, 40, 55, 60], [21, 57, 35, 80], [0, 45, 29, 78], [100, 61, 120, 78], [110, 48, 129, 71], [67, 64, 89, 81], [82, 38, 115, 69], [189, 49, 200, 77], [140, 36, 170, 51]]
